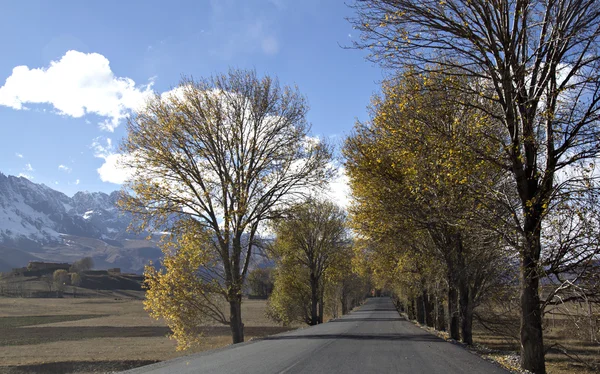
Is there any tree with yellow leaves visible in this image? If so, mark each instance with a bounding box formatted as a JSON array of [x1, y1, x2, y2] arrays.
[[144, 220, 227, 350], [53, 269, 69, 297], [267, 199, 351, 325], [344, 70, 510, 344], [120, 69, 332, 346]]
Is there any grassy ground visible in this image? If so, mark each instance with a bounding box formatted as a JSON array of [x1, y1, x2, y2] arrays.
[[0, 296, 293, 374]]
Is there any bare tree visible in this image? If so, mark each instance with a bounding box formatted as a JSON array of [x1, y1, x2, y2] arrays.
[[120, 69, 332, 344], [350, 1, 600, 372]]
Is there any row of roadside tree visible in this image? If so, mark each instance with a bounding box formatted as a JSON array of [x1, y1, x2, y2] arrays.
[[344, 1, 600, 373]]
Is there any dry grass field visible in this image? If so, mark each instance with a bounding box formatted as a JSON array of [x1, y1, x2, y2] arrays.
[[0, 296, 294, 374], [472, 302, 599, 374], [473, 327, 600, 374]]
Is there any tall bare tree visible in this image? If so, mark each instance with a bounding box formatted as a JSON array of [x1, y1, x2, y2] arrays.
[[120, 69, 332, 344], [350, 1, 600, 372]]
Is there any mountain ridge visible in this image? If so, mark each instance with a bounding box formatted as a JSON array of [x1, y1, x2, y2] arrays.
[[0, 172, 160, 273]]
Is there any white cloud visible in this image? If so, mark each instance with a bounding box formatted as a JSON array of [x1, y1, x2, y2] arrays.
[[325, 166, 351, 209], [15, 153, 23, 158], [58, 164, 72, 173], [91, 137, 133, 184], [75, 179, 80, 185], [0, 50, 154, 131], [18, 173, 33, 180], [91, 137, 113, 157], [160, 86, 187, 102], [97, 153, 133, 184], [24, 163, 34, 172]]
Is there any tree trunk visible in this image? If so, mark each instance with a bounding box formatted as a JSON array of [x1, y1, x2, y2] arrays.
[[341, 288, 349, 315], [520, 229, 546, 373], [436, 294, 446, 331], [459, 284, 473, 345], [408, 298, 416, 320], [310, 273, 318, 325], [343, 280, 356, 315], [229, 295, 244, 344], [227, 234, 246, 344], [416, 294, 425, 324], [318, 287, 324, 324], [448, 286, 460, 340], [458, 265, 474, 345], [424, 289, 435, 328]]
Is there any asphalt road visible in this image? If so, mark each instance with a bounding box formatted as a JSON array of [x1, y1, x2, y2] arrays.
[[124, 297, 509, 374]]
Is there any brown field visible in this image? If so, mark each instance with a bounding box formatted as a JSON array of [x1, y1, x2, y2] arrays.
[[472, 302, 600, 374], [0, 296, 294, 374]]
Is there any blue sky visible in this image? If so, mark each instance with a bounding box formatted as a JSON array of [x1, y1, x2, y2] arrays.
[[0, 0, 383, 197]]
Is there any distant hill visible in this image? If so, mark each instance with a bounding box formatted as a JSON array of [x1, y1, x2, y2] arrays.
[[0, 172, 161, 273], [0, 245, 44, 272], [0, 173, 273, 274]]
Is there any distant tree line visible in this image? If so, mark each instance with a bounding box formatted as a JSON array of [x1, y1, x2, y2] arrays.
[[0, 256, 93, 298]]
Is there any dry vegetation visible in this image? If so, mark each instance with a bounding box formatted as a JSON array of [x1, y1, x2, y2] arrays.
[[0, 296, 293, 374], [472, 301, 599, 374], [401, 299, 599, 374]]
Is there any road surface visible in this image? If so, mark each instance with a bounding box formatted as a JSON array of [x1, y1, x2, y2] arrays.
[[124, 297, 509, 374]]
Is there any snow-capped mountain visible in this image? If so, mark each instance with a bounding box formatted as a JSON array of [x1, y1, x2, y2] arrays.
[[0, 173, 160, 273]]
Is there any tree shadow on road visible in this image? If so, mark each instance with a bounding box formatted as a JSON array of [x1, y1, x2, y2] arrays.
[[329, 317, 404, 322], [261, 333, 443, 342], [351, 308, 398, 312]]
